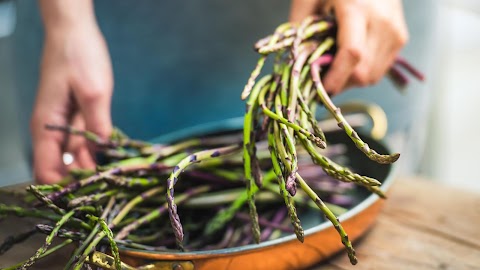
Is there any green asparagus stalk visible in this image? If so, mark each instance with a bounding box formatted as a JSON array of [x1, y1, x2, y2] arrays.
[[268, 127, 304, 242], [166, 145, 240, 247], [310, 59, 400, 164], [87, 215, 121, 270], [296, 173, 357, 265], [243, 75, 271, 243], [241, 22, 290, 99], [19, 210, 75, 269]]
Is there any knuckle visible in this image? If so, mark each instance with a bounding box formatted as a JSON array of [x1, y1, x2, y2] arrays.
[[344, 46, 363, 63], [352, 69, 371, 87], [396, 29, 409, 47], [387, 22, 410, 48], [78, 87, 107, 103]]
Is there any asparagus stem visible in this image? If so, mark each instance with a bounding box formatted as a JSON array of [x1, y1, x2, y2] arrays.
[[121, 186, 209, 247], [259, 79, 326, 149], [259, 208, 289, 241], [0, 204, 92, 230], [244, 75, 271, 243], [27, 185, 65, 215], [299, 136, 383, 190], [296, 173, 357, 265], [268, 127, 304, 242], [68, 189, 119, 208], [112, 186, 164, 227], [45, 124, 149, 149], [311, 59, 400, 164], [272, 121, 297, 196], [308, 37, 334, 65], [19, 210, 75, 269], [292, 16, 318, 60], [65, 197, 116, 270], [302, 21, 331, 40], [241, 22, 292, 100], [204, 170, 276, 236], [47, 163, 169, 201], [166, 145, 239, 247], [87, 215, 121, 270], [258, 37, 295, 54], [394, 56, 425, 81]]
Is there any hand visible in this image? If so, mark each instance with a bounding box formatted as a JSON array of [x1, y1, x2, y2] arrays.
[[290, 0, 409, 94], [31, 22, 113, 184]]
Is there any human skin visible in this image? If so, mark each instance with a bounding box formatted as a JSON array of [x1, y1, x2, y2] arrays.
[[33, 0, 113, 183], [290, 0, 409, 94]]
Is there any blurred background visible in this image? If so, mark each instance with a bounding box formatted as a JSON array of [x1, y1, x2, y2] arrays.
[[0, 0, 478, 192]]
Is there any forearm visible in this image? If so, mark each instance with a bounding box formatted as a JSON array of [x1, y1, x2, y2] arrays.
[[38, 0, 97, 33]]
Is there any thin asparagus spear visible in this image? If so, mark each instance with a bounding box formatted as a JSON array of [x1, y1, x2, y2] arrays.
[[45, 124, 149, 149], [241, 22, 292, 100], [258, 37, 295, 54], [47, 163, 169, 201], [259, 78, 326, 149], [307, 37, 334, 65], [19, 210, 75, 269], [87, 215, 121, 270], [0, 204, 92, 230], [292, 16, 318, 59], [299, 135, 383, 189], [204, 170, 276, 236], [112, 186, 164, 227], [118, 186, 210, 244], [296, 173, 357, 265], [165, 145, 239, 247], [268, 126, 304, 242], [27, 185, 65, 215], [243, 75, 271, 243], [302, 21, 332, 40], [311, 58, 400, 164], [64, 197, 116, 270], [68, 189, 119, 208]]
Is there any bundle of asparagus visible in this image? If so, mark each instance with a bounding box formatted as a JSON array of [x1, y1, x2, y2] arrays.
[[0, 15, 422, 269]]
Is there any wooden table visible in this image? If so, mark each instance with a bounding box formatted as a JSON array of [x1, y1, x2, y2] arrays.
[[1, 178, 479, 270], [313, 178, 480, 270]]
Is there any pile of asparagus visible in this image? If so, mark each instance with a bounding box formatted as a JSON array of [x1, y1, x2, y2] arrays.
[[0, 15, 422, 269]]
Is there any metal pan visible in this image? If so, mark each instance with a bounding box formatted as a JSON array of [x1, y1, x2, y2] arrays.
[[116, 112, 396, 270]]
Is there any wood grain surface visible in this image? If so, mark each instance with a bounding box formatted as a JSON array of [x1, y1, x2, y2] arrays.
[[312, 178, 480, 270]]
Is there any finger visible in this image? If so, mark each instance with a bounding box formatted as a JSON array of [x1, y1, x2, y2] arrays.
[[71, 76, 113, 140], [345, 24, 379, 88], [31, 81, 71, 184], [76, 147, 97, 169], [289, 0, 321, 23], [369, 25, 408, 82], [66, 113, 96, 170], [322, 3, 367, 94], [369, 41, 400, 85]]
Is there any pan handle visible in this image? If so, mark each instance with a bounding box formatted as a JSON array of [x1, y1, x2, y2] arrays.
[[320, 101, 388, 141]]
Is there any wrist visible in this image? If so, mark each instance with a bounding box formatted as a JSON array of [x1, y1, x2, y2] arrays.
[[39, 0, 98, 35]]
